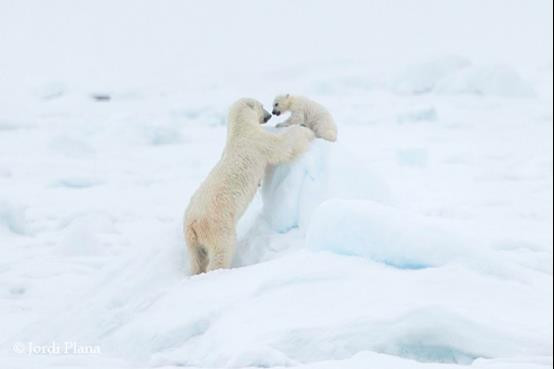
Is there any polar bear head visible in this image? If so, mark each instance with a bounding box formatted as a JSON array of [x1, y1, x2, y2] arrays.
[[272, 94, 293, 116], [229, 98, 272, 126]]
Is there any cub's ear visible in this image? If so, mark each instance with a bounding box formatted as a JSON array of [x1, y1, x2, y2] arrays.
[[246, 101, 256, 109]]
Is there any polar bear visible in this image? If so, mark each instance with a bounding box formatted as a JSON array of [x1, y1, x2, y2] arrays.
[[184, 98, 315, 275], [272, 94, 338, 142]]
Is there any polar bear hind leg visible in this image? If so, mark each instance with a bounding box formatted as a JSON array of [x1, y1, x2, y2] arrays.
[[185, 223, 208, 275], [205, 231, 236, 272], [315, 124, 337, 142], [186, 220, 236, 274]]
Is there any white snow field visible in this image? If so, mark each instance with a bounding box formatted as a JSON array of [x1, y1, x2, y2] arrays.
[[0, 1, 552, 368]]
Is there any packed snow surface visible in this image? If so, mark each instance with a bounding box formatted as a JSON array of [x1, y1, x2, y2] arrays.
[[0, 1, 552, 369]]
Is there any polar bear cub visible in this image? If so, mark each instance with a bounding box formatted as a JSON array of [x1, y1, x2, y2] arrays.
[[272, 94, 338, 142], [184, 98, 315, 275]]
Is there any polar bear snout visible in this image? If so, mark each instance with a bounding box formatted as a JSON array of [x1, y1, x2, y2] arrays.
[[272, 110, 281, 116], [263, 110, 272, 124]]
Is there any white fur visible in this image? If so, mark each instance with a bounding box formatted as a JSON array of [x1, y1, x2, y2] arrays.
[[273, 95, 338, 142], [184, 98, 314, 274]]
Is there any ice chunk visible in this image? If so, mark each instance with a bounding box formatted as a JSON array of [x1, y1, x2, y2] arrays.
[[262, 139, 331, 233], [239, 141, 392, 266], [327, 146, 392, 204], [306, 200, 475, 269], [261, 137, 392, 235], [435, 65, 535, 97]]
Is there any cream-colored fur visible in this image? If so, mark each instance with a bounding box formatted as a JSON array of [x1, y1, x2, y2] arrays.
[[272, 94, 338, 142], [184, 98, 315, 275]]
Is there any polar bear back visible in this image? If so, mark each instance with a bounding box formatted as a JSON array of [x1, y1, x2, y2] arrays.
[[291, 96, 338, 142]]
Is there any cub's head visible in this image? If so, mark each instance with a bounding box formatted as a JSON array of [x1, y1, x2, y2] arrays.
[[230, 98, 272, 125], [272, 94, 293, 116]]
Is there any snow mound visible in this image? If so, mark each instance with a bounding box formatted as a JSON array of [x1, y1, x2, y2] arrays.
[[0, 202, 30, 236], [49, 136, 96, 158], [306, 200, 480, 269], [262, 139, 331, 233], [0, 167, 12, 178], [238, 140, 393, 268], [58, 212, 116, 256], [51, 177, 104, 189], [397, 106, 438, 124], [56, 250, 547, 369], [396, 148, 429, 167], [141, 124, 183, 146], [271, 307, 529, 365], [391, 58, 535, 98], [436, 65, 535, 97], [33, 81, 67, 101], [392, 56, 471, 95], [265, 130, 391, 215]]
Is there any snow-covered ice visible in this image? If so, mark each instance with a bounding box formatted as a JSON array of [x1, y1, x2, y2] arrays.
[[391, 55, 472, 95], [435, 64, 536, 97], [307, 199, 477, 270], [0, 0, 552, 368], [262, 139, 331, 233]]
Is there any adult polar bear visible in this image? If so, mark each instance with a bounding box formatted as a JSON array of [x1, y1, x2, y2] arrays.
[[184, 98, 315, 275]]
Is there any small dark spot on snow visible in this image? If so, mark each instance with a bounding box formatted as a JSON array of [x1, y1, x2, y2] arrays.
[[91, 94, 112, 102]]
